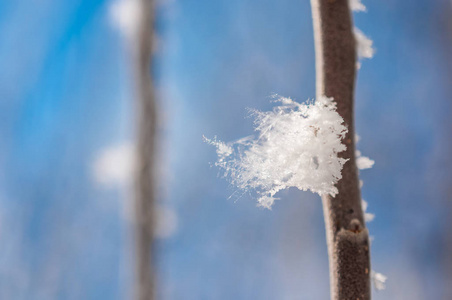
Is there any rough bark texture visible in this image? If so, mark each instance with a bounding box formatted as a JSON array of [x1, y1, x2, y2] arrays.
[[134, 0, 156, 299], [310, 0, 371, 299]]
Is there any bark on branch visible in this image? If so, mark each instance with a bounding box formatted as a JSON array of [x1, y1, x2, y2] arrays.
[[134, 0, 156, 299], [310, 0, 371, 299]]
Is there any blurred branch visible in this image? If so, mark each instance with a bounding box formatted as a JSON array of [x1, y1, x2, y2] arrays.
[[310, 0, 371, 299], [134, 0, 156, 299]]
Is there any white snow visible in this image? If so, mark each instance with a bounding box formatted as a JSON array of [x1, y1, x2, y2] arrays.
[[355, 28, 375, 60], [356, 150, 375, 170], [205, 96, 348, 209], [109, 0, 142, 42], [203, 136, 233, 163], [372, 271, 388, 290], [361, 199, 375, 222], [349, 0, 367, 12], [350, 1, 375, 68], [355, 145, 375, 222], [93, 143, 135, 187]]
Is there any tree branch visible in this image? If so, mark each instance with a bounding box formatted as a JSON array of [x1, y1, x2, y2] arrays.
[[134, 0, 156, 299], [310, 0, 371, 299]]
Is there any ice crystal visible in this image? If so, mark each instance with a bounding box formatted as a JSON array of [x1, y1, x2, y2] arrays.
[[205, 96, 348, 209], [349, 0, 367, 12], [371, 271, 387, 291], [361, 199, 375, 222], [356, 150, 375, 170], [355, 28, 375, 60]]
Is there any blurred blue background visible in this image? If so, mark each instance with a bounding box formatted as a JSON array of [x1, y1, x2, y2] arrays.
[[1, 0, 452, 299]]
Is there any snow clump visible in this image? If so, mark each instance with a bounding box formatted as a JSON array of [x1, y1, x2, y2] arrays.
[[205, 96, 348, 209], [354, 28, 375, 60], [349, 0, 366, 12]]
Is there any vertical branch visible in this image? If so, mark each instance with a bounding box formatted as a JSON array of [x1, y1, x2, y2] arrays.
[[134, 0, 156, 299], [310, 0, 371, 299]]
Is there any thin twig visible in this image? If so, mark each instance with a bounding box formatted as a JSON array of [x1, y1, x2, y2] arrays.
[[134, 0, 156, 299], [310, 0, 371, 299]]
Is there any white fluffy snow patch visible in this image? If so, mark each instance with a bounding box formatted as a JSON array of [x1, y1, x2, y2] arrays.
[[351, 1, 374, 68], [93, 143, 135, 187], [371, 271, 387, 290], [205, 96, 348, 209], [355, 28, 375, 60], [356, 150, 375, 170], [110, 0, 142, 42], [361, 199, 375, 222], [349, 0, 367, 12], [355, 145, 374, 221]]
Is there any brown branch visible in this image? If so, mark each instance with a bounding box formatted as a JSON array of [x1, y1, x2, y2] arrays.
[[310, 0, 371, 299], [134, 0, 156, 299]]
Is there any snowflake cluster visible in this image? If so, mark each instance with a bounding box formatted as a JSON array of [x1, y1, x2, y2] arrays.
[[205, 96, 348, 209], [350, 0, 375, 68]]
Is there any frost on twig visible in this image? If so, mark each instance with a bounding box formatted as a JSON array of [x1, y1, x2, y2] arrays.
[[361, 199, 375, 222], [356, 145, 375, 222], [356, 150, 375, 170], [354, 28, 375, 60], [205, 96, 348, 209], [371, 271, 387, 291], [350, 0, 375, 68], [349, 0, 367, 12]]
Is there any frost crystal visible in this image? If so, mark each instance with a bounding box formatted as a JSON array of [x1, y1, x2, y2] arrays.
[[371, 271, 387, 291], [349, 0, 367, 12], [205, 96, 348, 209], [361, 199, 375, 222], [356, 146, 375, 222], [354, 28, 375, 60], [351, 1, 374, 69], [204, 137, 233, 163], [356, 150, 375, 170]]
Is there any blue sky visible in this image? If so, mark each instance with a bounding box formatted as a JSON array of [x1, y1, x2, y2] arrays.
[[1, 0, 452, 299]]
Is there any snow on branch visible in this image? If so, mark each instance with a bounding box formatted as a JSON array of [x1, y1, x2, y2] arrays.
[[356, 150, 375, 170], [371, 271, 388, 291], [110, 0, 142, 42], [361, 199, 375, 222], [354, 28, 375, 60], [349, 0, 367, 12], [205, 96, 348, 209], [349, 0, 375, 67]]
